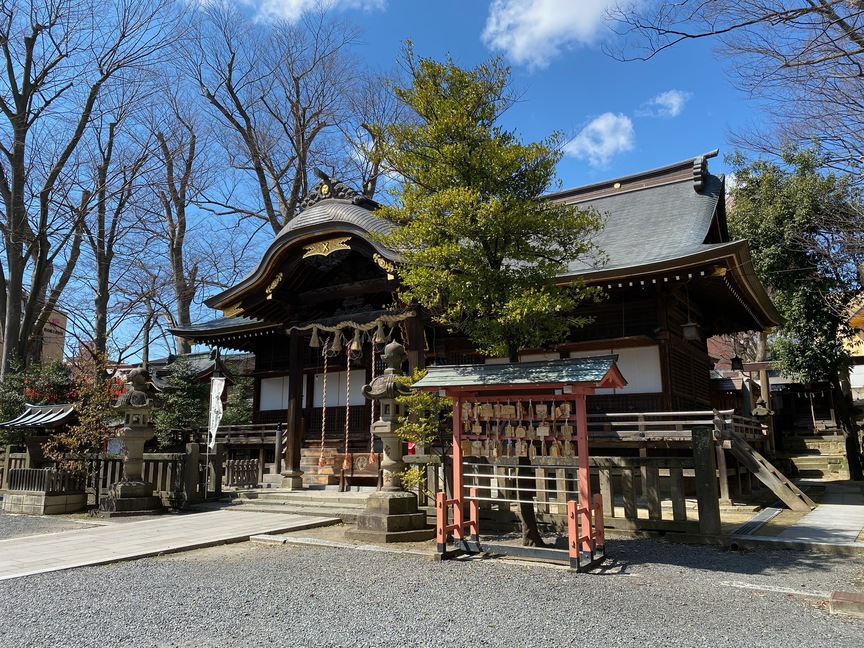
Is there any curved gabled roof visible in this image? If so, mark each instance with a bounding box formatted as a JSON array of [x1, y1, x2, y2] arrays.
[[205, 199, 396, 312]]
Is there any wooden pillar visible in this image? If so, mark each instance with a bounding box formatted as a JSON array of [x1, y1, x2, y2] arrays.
[[406, 312, 425, 375], [451, 396, 465, 542], [692, 426, 721, 535], [574, 393, 592, 554], [283, 329, 304, 487]]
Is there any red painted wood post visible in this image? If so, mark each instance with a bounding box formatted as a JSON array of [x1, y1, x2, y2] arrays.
[[451, 396, 465, 543], [567, 499, 579, 569], [574, 395, 592, 556], [436, 491, 447, 552], [593, 492, 605, 549], [469, 487, 480, 541]]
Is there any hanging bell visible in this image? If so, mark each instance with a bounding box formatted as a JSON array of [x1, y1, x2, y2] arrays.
[[309, 326, 320, 348], [350, 328, 362, 352]]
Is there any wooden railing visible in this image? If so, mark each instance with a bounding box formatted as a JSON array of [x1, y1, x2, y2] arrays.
[[460, 428, 724, 535], [6, 468, 85, 494], [225, 459, 259, 487], [1, 447, 29, 489], [587, 409, 763, 444]]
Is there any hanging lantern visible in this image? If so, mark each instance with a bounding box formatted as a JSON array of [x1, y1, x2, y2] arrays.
[[730, 356, 744, 371], [309, 326, 320, 348], [681, 320, 702, 341]]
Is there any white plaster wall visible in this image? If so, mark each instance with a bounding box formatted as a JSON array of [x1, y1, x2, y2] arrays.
[[259, 376, 309, 411], [569, 346, 662, 395], [312, 370, 367, 407]]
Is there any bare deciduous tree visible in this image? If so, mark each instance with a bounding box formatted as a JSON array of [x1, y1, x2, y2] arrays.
[[608, 1, 864, 173], [0, 0, 181, 377], [188, 1, 365, 233]]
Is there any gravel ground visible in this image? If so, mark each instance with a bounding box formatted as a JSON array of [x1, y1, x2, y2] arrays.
[[2, 512, 864, 648], [0, 511, 99, 540]]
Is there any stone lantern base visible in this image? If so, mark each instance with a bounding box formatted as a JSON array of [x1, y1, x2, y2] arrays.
[[97, 480, 162, 517], [346, 491, 435, 543]]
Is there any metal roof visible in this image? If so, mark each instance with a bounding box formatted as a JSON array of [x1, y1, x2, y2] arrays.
[[412, 356, 626, 392], [557, 171, 724, 277], [0, 403, 76, 428]]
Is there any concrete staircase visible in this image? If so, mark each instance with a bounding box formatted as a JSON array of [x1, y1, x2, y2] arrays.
[[777, 435, 850, 480]]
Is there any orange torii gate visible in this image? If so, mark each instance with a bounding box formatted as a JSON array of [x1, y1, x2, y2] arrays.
[[413, 356, 626, 571]]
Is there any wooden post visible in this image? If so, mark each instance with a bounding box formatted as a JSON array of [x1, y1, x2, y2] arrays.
[[451, 396, 464, 542], [716, 443, 731, 505], [284, 329, 304, 483], [574, 394, 592, 555], [692, 426, 721, 535], [1, 445, 10, 490], [669, 466, 686, 522], [184, 443, 201, 502], [257, 447, 265, 484]]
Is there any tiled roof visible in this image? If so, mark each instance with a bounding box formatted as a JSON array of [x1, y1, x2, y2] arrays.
[[413, 356, 626, 391], [0, 403, 76, 428], [276, 200, 393, 239]]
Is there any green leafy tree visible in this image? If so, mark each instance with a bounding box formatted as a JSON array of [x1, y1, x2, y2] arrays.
[[153, 356, 208, 449], [43, 373, 114, 473], [394, 369, 453, 501], [728, 145, 864, 480], [220, 376, 253, 426], [379, 46, 605, 362], [0, 361, 78, 446], [379, 48, 605, 545]]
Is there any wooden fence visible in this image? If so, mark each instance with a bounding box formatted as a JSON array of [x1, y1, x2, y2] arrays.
[[1, 447, 29, 489], [225, 459, 259, 488], [6, 467, 85, 494]]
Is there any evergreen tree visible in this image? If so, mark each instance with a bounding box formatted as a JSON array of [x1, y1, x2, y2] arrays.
[[379, 47, 606, 545], [153, 356, 208, 449], [728, 145, 864, 480], [379, 46, 605, 361]]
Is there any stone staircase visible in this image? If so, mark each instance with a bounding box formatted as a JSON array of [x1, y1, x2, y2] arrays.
[[221, 487, 376, 522], [777, 434, 850, 480]]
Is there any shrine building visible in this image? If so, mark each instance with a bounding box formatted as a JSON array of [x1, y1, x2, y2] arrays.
[[172, 150, 781, 484]]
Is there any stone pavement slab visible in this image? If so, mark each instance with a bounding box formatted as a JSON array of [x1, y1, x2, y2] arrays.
[[0, 510, 338, 581], [776, 481, 864, 545]]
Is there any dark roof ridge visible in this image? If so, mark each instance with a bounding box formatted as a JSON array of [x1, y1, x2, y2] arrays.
[[546, 149, 720, 203]]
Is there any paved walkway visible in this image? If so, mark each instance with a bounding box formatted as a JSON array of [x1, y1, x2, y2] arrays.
[[3, 481, 864, 582], [0, 510, 338, 581], [776, 481, 864, 544]]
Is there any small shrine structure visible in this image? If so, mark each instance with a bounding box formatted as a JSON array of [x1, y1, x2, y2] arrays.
[[413, 356, 626, 570]]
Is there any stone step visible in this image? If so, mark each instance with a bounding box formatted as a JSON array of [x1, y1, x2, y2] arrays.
[[780, 435, 846, 454], [222, 501, 363, 522], [786, 454, 850, 479], [233, 490, 372, 505]]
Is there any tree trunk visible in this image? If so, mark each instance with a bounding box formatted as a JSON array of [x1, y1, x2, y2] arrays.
[[508, 343, 546, 546]]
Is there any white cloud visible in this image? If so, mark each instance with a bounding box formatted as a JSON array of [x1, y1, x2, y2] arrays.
[[636, 90, 693, 118], [255, 0, 386, 22], [564, 113, 634, 167], [482, 0, 614, 69]]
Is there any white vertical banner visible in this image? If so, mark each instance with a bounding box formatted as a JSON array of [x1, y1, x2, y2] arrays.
[[208, 377, 226, 449]]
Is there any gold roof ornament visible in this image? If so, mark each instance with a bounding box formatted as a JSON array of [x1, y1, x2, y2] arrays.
[[302, 236, 351, 258]]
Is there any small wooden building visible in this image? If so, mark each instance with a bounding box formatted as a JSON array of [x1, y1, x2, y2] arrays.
[[172, 151, 781, 482]]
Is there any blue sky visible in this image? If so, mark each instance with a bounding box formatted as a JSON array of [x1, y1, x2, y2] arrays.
[[249, 0, 761, 188]]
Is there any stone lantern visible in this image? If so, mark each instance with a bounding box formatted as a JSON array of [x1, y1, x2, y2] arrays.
[[361, 340, 412, 490], [100, 367, 162, 515], [347, 340, 434, 542]]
